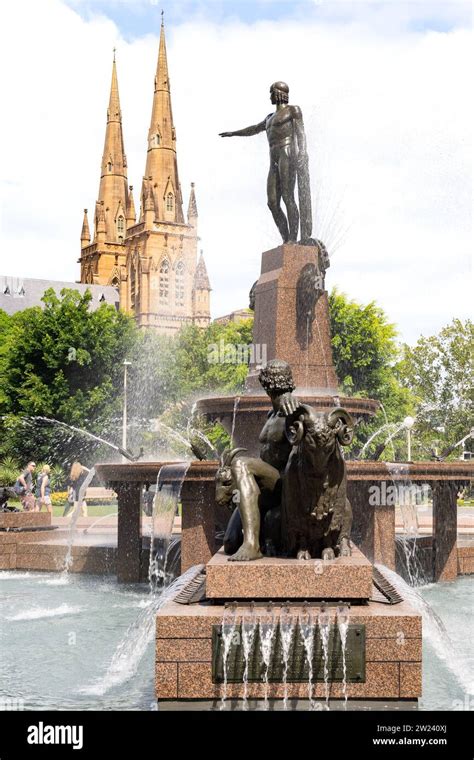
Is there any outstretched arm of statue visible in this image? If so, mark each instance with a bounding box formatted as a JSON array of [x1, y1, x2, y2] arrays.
[[219, 117, 267, 138]]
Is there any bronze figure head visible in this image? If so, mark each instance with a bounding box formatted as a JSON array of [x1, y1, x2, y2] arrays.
[[258, 359, 296, 396], [270, 81, 289, 105]]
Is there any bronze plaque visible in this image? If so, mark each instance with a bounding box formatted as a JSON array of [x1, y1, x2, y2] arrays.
[[212, 623, 365, 684]]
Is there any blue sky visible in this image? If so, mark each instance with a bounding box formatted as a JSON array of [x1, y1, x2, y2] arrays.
[[65, 0, 471, 39], [1, 0, 472, 343]]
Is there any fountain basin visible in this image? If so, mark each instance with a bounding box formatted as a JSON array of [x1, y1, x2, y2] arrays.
[[196, 393, 379, 455], [94, 459, 473, 583]]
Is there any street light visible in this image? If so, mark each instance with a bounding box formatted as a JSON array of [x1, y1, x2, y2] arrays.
[[122, 361, 132, 455], [404, 416, 415, 462]]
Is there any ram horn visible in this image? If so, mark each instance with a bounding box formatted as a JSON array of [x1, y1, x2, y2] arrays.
[[223, 447, 248, 466], [327, 407, 354, 445]]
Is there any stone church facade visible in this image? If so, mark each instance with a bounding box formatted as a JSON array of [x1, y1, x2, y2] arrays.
[[79, 21, 211, 333]]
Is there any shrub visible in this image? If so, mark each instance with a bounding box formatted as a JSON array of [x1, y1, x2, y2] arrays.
[[0, 456, 21, 486], [51, 491, 68, 506]]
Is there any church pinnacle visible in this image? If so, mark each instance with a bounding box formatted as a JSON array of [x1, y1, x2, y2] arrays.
[[96, 53, 129, 241], [143, 20, 184, 225]]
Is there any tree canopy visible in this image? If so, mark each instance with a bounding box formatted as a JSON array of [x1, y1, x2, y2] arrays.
[[397, 319, 474, 458], [0, 286, 471, 468], [0, 288, 137, 464]]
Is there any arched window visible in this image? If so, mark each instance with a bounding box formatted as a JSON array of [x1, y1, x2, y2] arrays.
[[175, 261, 184, 306], [166, 192, 174, 212], [107, 161, 113, 172], [159, 259, 169, 302], [153, 133, 160, 146], [117, 215, 125, 240]]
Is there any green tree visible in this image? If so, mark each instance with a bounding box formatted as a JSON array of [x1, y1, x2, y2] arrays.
[[328, 289, 416, 458], [0, 289, 138, 464], [397, 319, 474, 459]]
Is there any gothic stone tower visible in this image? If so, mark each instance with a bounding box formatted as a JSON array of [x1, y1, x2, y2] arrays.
[[79, 22, 211, 333], [79, 54, 129, 287]]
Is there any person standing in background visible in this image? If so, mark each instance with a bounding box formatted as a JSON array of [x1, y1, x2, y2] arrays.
[[35, 464, 53, 514], [14, 461, 36, 512], [63, 462, 89, 518]]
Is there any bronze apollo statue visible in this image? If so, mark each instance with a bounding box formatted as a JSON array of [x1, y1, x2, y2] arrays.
[[220, 81, 314, 245]]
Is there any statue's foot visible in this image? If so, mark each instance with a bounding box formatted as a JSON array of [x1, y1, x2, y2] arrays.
[[338, 538, 352, 557], [321, 547, 335, 561], [297, 549, 312, 561], [228, 543, 263, 562]]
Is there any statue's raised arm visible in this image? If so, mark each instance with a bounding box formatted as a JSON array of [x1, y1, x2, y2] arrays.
[[219, 117, 267, 138]]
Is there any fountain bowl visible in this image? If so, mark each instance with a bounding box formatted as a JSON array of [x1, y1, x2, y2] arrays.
[[196, 393, 379, 456]]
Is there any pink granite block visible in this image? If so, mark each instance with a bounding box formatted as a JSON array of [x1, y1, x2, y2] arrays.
[[400, 662, 422, 698], [155, 662, 178, 700], [174, 662, 399, 701], [206, 546, 373, 600]]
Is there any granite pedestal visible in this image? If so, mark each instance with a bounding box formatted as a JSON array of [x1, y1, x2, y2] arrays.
[[155, 545, 422, 704], [155, 597, 422, 702], [206, 546, 373, 600]]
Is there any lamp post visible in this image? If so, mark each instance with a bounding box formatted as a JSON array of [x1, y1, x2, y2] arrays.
[[122, 361, 132, 456], [404, 416, 415, 462]]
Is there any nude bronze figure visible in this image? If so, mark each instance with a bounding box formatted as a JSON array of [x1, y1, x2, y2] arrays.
[[215, 360, 354, 562], [215, 360, 300, 561], [219, 81, 313, 244]]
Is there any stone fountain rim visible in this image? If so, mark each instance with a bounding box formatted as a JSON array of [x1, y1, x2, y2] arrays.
[[95, 458, 473, 484], [195, 393, 379, 416]]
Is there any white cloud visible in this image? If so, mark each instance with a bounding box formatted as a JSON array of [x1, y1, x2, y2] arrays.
[[0, 0, 471, 343]]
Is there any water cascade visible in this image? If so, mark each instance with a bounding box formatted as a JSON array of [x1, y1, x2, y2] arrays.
[[280, 604, 296, 710], [299, 604, 316, 709], [241, 603, 257, 711], [318, 604, 331, 709], [148, 463, 189, 591], [63, 466, 96, 574], [337, 604, 350, 708], [220, 603, 238, 710], [259, 603, 276, 710]]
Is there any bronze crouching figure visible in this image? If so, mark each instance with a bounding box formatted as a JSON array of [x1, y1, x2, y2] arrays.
[[214, 360, 354, 562]]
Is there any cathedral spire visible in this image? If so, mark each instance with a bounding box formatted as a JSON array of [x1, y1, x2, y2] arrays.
[[193, 250, 211, 291], [187, 182, 198, 218], [126, 185, 136, 226], [81, 209, 91, 248], [144, 21, 184, 226], [96, 53, 129, 241]]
